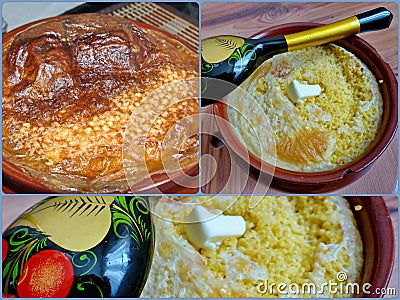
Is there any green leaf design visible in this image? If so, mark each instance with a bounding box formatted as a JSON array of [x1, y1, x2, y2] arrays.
[[72, 251, 98, 276], [2, 228, 48, 294], [3, 262, 11, 279], [111, 196, 152, 247], [227, 43, 257, 71], [240, 43, 257, 60], [201, 62, 215, 74], [76, 281, 104, 298], [116, 196, 129, 212], [12, 262, 19, 283]]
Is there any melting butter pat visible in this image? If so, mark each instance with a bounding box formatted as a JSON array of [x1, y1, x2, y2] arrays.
[[184, 206, 246, 249], [287, 80, 322, 104]]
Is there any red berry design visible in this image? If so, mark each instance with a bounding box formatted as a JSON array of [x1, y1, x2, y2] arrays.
[[17, 250, 74, 298]]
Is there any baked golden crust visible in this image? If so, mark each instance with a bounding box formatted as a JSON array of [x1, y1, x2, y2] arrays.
[[2, 14, 198, 192]]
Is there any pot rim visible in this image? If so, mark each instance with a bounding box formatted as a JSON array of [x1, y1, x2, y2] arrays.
[[347, 196, 395, 297]]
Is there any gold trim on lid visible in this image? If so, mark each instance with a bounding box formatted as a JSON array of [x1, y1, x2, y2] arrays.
[[285, 16, 361, 51]]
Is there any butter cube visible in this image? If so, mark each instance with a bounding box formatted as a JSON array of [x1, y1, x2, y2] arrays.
[[287, 80, 321, 104], [184, 206, 246, 249]]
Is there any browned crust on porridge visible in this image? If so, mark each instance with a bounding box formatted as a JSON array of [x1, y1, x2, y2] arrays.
[[2, 14, 198, 191]]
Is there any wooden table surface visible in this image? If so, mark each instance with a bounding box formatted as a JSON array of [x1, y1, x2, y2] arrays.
[[201, 2, 398, 194], [2, 196, 398, 296]]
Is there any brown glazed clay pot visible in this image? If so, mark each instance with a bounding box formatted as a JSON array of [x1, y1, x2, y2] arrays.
[[213, 23, 398, 193], [346, 196, 395, 297], [2, 16, 199, 194]]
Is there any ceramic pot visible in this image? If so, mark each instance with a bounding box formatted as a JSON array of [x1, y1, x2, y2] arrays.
[[346, 196, 395, 297], [213, 23, 397, 193]]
